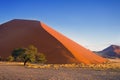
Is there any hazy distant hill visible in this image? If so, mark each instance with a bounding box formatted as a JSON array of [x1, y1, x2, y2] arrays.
[[97, 45, 120, 58]]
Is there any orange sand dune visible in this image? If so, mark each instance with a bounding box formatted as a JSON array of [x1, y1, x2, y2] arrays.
[[41, 23, 107, 64], [0, 19, 107, 64]]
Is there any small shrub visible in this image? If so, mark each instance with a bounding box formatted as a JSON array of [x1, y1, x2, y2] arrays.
[[7, 56, 14, 62], [35, 53, 47, 64]]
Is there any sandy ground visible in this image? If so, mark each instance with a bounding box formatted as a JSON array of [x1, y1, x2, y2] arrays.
[[0, 63, 120, 80]]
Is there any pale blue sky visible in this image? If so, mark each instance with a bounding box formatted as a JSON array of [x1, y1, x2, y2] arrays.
[[0, 0, 120, 51]]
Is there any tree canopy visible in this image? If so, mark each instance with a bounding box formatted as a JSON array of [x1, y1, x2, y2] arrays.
[[12, 48, 26, 61], [11, 45, 47, 66]]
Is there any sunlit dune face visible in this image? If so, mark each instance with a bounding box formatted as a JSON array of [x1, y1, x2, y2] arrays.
[[40, 22, 107, 64]]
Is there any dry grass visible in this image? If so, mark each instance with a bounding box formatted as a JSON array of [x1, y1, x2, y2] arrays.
[[0, 61, 24, 66], [0, 58, 120, 70], [26, 59, 120, 70]]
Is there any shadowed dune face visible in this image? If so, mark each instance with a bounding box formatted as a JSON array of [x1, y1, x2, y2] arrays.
[[0, 19, 107, 64], [0, 19, 78, 63]]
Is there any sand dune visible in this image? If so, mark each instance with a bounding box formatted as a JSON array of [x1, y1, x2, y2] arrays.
[[0, 19, 107, 64]]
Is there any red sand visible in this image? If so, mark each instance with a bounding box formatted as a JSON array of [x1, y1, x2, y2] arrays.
[[0, 19, 107, 64]]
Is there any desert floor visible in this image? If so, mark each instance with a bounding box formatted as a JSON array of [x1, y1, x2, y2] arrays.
[[0, 61, 120, 80]]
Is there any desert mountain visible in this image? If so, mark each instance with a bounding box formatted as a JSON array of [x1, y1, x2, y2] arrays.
[[98, 45, 120, 58], [0, 19, 107, 64]]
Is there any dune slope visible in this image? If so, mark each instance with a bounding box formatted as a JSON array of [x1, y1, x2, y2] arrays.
[[0, 19, 79, 63], [40, 22, 107, 64], [0, 19, 107, 64]]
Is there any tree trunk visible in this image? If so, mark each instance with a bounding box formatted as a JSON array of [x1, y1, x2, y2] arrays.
[[24, 59, 29, 66]]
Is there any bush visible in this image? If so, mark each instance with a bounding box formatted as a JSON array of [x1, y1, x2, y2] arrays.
[[35, 53, 47, 63], [7, 56, 14, 62]]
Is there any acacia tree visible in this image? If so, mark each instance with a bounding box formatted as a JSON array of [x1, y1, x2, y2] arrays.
[[12, 45, 47, 66]]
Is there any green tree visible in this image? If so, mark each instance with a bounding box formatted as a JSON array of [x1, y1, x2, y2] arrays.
[[7, 56, 14, 62], [35, 53, 47, 63], [11, 45, 47, 66]]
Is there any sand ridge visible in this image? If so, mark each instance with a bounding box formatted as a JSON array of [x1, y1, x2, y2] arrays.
[[40, 22, 107, 64]]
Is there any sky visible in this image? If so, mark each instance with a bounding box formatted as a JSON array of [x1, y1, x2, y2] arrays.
[[0, 0, 120, 51]]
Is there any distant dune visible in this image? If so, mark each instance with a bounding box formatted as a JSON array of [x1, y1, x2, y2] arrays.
[[98, 45, 120, 58], [0, 19, 107, 64]]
